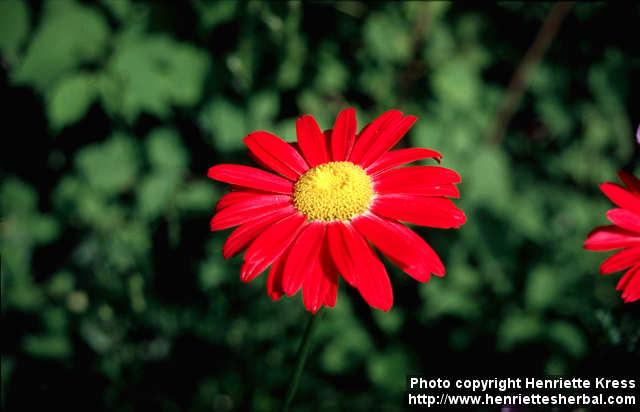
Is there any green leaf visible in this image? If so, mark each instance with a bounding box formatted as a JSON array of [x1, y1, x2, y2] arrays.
[[101, 0, 140, 23], [525, 266, 560, 311], [423, 20, 455, 65], [146, 128, 188, 172], [1, 177, 37, 212], [321, 325, 372, 374], [76, 134, 138, 196], [367, 348, 410, 392], [137, 172, 179, 220], [1, 178, 59, 303], [0, 0, 29, 64], [13, 0, 109, 92], [23, 334, 71, 359], [177, 182, 217, 212], [227, 38, 256, 92], [248, 91, 279, 126], [431, 58, 482, 109], [461, 145, 512, 211], [195, 0, 237, 30], [498, 313, 543, 350], [102, 32, 210, 121], [276, 34, 305, 89], [199, 99, 247, 151], [549, 321, 587, 358], [510, 191, 546, 240], [47, 72, 98, 131], [297, 91, 334, 127], [199, 258, 225, 290], [420, 274, 480, 321], [363, 13, 411, 63], [373, 310, 403, 335], [314, 47, 348, 93], [275, 2, 304, 89], [47, 271, 76, 298], [80, 321, 115, 353], [358, 65, 396, 105], [44, 308, 69, 333], [107, 221, 151, 271], [31, 215, 60, 243]]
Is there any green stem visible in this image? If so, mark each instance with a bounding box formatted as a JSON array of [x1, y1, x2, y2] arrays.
[[282, 310, 322, 412]]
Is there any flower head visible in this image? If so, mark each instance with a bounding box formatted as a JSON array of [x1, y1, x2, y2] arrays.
[[208, 108, 466, 312], [584, 171, 640, 303]]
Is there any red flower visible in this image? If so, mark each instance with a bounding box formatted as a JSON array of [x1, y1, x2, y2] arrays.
[[208, 108, 466, 313], [584, 171, 640, 303]]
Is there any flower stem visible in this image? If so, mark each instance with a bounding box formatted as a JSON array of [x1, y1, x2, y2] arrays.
[[282, 310, 322, 412]]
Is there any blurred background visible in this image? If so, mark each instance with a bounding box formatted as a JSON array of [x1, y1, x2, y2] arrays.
[[1, 1, 639, 411]]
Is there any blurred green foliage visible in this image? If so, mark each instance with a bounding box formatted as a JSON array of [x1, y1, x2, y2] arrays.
[[1, 1, 639, 411]]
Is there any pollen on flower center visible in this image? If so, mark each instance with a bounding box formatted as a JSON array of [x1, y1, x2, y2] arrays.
[[293, 161, 374, 221]]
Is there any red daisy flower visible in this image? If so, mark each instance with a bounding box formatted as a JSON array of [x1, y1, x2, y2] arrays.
[[584, 171, 640, 303], [208, 108, 466, 313]]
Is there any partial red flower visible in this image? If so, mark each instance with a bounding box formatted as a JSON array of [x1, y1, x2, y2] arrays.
[[208, 108, 466, 313], [584, 171, 640, 303]]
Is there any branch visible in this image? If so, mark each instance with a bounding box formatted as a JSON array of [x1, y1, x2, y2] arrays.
[[489, 2, 574, 144]]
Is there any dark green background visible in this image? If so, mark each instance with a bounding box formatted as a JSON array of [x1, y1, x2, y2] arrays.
[[1, 1, 639, 411]]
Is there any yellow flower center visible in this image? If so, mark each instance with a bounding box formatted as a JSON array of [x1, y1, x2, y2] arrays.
[[293, 161, 374, 221]]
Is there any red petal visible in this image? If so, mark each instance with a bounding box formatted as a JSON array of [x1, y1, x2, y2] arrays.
[[618, 170, 640, 193], [296, 115, 330, 167], [375, 183, 460, 199], [282, 223, 326, 297], [222, 206, 297, 258], [210, 197, 292, 231], [331, 108, 357, 161], [215, 188, 272, 210], [349, 110, 403, 165], [366, 148, 442, 175], [357, 241, 393, 311], [240, 213, 306, 282], [327, 222, 392, 310], [379, 183, 460, 198], [244, 131, 308, 180], [267, 253, 288, 300], [352, 214, 445, 282], [319, 241, 339, 308], [600, 182, 640, 215], [584, 226, 640, 251], [357, 115, 418, 168], [302, 263, 323, 313], [215, 191, 291, 213], [617, 265, 640, 303], [326, 222, 359, 287], [606, 208, 640, 233], [303, 242, 338, 313], [600, 246, 640, 274], [322, 271, 339, 308], [373, 166, 461, 195], [372, 195, 466, 229], [208, 164, 293, 194]]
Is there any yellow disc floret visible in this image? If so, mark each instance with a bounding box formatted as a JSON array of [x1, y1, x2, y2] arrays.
[[293, 161, 374, 221]]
